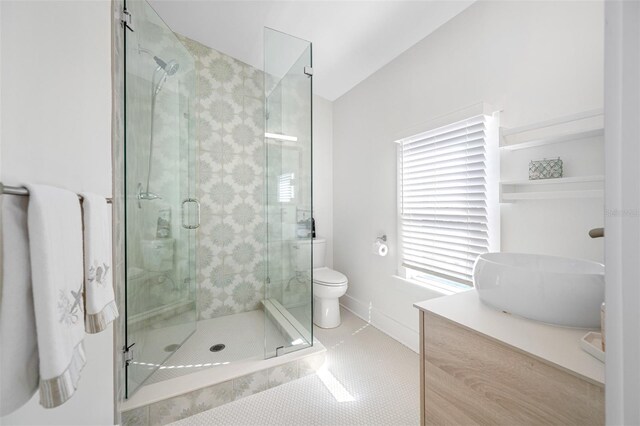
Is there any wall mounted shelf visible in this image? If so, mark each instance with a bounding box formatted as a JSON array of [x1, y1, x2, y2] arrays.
[[500, 175, 604, 203], [500, 109, 604, 151], [501, 190, 604, 202], [499, 110, 604, 203]]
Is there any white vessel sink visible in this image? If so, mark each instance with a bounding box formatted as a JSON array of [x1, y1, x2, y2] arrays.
[[473, 253, 604, 328]]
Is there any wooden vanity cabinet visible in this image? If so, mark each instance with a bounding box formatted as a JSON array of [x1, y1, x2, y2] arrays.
[[419, 310, 605, 426]]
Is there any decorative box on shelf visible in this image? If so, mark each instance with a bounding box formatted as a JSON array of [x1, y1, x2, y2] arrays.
[[529, 157, 563, 180]]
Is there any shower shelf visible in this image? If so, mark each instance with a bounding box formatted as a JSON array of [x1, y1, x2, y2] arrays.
[[500, 109, 604, 150], [500, 175, 604, 203]]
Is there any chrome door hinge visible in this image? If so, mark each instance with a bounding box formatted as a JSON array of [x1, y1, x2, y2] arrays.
[[123, 343, 135, 368], [304, 66, 313, 77], [120, 7, 134, 32]]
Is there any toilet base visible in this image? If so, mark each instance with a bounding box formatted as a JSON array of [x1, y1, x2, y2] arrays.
[[313, 296, 342, 328]]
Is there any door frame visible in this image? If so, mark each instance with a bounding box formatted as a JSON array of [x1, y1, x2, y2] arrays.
[[604, 1, 640, 424]]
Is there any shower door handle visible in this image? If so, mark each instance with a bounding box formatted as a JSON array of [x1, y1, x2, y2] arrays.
[[181, 198, 200, 230]]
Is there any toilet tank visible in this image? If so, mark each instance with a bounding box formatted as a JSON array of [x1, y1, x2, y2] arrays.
[[291, 238, 326, 271], [312, 238, 326, 268]]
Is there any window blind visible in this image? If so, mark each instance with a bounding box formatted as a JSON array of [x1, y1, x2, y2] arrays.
[[399, 115, 490, 285], [278, 172, 295, 203]]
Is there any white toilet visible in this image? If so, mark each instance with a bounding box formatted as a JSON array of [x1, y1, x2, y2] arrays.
[[292, 237, 348, 328]]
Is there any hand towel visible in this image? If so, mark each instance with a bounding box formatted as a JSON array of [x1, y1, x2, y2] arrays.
[[0, 194, 39, 415], [25, 184, 86, 409], [80, 192, 118, 333]]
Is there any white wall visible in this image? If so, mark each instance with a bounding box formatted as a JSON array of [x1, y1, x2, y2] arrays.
[[333, 1, 604, 351], [604, 2, 640, 424], [312, 95, 333, 268], [1, 1, 114, 425]]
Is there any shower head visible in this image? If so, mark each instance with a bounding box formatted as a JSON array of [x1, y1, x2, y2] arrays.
[[153, 56, 179, 76]]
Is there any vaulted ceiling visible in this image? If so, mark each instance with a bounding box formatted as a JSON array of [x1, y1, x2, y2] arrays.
[[150, 1, 474, 101]]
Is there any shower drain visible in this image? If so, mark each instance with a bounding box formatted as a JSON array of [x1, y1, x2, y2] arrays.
[[209, 344, 226, 352], [164, 344, 181, 352]]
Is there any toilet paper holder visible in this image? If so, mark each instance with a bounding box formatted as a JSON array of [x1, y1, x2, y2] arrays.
[[372, 234, 389, 257]]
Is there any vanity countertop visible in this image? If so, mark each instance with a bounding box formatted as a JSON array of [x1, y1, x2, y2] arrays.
[[414, 289, 604, 385]]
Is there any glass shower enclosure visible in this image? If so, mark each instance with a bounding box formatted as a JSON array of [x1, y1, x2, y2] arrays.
[[124, 0, 197, 396], [123, 1, 313, 398], [264, 28, 314, 357]]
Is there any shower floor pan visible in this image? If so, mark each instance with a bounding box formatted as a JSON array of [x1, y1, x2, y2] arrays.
[[122, 306, 325, 412]]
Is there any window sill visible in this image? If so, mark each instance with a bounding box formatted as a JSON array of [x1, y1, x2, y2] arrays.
[[394, 275, 472, 297]]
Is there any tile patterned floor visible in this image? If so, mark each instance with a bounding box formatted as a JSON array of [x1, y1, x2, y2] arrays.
[[169, 308, 420, 426]]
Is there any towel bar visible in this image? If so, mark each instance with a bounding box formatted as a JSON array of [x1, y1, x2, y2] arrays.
[[0, 183, 113, 204]]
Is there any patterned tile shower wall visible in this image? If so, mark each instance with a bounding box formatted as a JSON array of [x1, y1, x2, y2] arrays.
[[178, 35, 267, 320]]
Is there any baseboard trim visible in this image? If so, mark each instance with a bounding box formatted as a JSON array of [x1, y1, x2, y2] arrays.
[[340, 294, 419, 353]]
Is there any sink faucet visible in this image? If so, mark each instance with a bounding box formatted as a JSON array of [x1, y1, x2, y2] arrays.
[[589, 227, 604, 238]]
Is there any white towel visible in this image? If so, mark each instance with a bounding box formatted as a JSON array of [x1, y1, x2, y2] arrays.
[[26, 184, 86, 409], [80, 192, 118, 333], [0, 194, 39, 415]]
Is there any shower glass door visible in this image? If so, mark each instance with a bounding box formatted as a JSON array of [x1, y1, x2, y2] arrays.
[[124, 0, 197, 396], [264, 28, 313, 357]]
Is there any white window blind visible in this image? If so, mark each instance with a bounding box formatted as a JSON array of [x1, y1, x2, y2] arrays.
[[399, 114, 492, 285], [278, 172, 295, 203]]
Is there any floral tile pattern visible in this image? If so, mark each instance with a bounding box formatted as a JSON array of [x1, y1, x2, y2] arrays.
[[173, 32, 312, 325], [178, 35, 266, 320], [233, 370, 269, 399], [148, 380, 234, 425], [122, 351, 325, 425], [122, 406, 149, 426], [268, 361, 299, 388]]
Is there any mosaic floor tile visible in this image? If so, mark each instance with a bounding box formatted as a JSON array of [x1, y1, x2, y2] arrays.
[[169, 309, 420, 426]]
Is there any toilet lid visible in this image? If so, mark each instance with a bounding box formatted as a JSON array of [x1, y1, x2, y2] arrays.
[[313, 267, 348, 286]]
